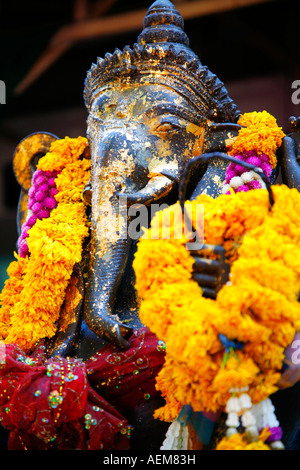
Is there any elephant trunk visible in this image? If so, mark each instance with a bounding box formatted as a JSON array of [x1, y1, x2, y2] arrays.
[[84, 191, 134, 350], [82, 126, 153, 349]]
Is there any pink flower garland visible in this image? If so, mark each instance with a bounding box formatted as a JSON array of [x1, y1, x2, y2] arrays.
[[18, 169, 59, 258], [266, 426, 283, 443], [222, 150, 272, 195]]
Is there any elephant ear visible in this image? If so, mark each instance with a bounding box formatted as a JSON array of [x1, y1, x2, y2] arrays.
[[13, 132, 59, 235]]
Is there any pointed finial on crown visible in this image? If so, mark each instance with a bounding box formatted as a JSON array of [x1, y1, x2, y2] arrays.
[[137, 0, 189, 47], [84, 0, 240, 123]]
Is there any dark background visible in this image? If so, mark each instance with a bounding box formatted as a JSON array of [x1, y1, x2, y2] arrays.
[[0, 0, 299, 288]]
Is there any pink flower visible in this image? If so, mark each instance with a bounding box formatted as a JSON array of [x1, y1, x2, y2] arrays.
[[232, 153, 246, 162], [245, 156, 262, 167], [236, 184, 249, 192], [259, 153, 269, 164], [18, 230, 27, 241], [49, 188, 58, 197], [39, 183, 49, 193], [248, 180, 262, 190], [27, 199, 34, 211], [266, 426, 282, 442], [234, 164, 247, 175], [260, 162, 272, 179], [43, 170, 55, 177], [43, 197, 57, 210], [34, 190, 46, 202], [31, 202, 42, 214], [37, 208, 50, 219], [28, 186, 36, 198], [18, 168, 60, 257], [48, 177, 56, 187], [32, 169, 43, 182], [225, 168, 237, 184], [34, 175, 47, 186], [27, 215, 37, 227], [18, 239, 29, 258]]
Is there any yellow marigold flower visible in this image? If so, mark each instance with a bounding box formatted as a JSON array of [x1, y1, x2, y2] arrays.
[[133, 237, 194, 302], [216, 430, 271, 450], [37, 136, 88, 172], [212, 355, 259, 403], [154, 369, 183, 422], [249, 370, 281, 404], [55, 158, 90, 204], [244, 341, 284, 372], [228, 111, 285, 169], [0, 254, 29, 340]]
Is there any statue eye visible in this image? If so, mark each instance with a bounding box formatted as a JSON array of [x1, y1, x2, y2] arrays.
[[106, 102, 117, 110], [155, 121, 180, 133]]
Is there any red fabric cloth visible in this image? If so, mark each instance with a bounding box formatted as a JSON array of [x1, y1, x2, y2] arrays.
[[86, 327, 164, 412], [0, 327, 165, 450]]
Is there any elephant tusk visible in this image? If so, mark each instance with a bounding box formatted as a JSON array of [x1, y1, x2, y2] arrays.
[[116, 175, 175, 206]]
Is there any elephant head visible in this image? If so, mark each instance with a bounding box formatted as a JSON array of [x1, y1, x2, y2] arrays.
[[82, 0, 241, 350]]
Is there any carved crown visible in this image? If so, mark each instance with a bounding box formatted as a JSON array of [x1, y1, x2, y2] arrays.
[[84, 0, 239, 124]]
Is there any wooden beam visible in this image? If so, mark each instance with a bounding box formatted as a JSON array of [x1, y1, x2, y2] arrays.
[[15, 0, 278, 95], [51, 0, 278, 45], [73, 0, 89, 21], [178, 0, 278, 20], [89, 0, 118, 17]]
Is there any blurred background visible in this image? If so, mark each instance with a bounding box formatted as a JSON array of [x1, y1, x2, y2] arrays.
[[0, 0, 299, 290]]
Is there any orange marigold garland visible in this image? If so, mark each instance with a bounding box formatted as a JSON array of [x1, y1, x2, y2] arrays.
[[133, 112, 299, 450], [0, 136, 90, 352], [134, 185, 300, 449]]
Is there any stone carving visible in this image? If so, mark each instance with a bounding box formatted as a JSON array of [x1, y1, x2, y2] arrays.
[[12, 0, 300, 358]]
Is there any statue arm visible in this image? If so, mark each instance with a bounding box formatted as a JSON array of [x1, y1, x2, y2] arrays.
[[280, 117, 300, 190]]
